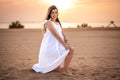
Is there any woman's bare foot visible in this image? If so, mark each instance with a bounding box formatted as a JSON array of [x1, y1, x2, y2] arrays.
[[61, 69, 72, 76]]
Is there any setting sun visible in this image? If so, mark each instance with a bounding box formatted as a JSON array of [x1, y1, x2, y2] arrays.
[[44, 0, 75, 10]]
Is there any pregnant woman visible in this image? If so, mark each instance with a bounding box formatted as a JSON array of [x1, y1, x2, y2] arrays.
[[32, 5, 74, 76]]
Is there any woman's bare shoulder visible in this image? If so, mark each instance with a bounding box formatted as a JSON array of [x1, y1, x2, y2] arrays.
[[45, 21, 52, 27]]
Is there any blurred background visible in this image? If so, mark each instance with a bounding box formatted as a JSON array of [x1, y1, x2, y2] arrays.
[[0, 0, 120, 29]]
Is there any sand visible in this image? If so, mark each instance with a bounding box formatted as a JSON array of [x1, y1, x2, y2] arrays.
[[0, 28, 120, 80]]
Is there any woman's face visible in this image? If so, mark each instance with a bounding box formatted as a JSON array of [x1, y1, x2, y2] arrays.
[[50, 9, 58, 20]]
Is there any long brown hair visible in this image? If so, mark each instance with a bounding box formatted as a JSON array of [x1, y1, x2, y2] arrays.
[[42, 5, 62, 34]]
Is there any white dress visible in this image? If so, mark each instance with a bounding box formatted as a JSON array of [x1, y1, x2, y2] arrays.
[[32, 21, 69, 73]]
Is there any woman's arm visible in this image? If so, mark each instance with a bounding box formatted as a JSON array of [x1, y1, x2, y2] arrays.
[[45, 22, 69, 50], [62, 31, 68, 43]]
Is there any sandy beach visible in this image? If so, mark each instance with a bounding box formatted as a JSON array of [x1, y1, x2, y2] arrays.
[[0, 28, 120, 80]]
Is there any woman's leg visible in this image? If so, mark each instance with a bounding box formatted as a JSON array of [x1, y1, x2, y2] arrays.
[[53, 48, 74, 72], [53, 48, 74, 74], [62, 48, 74, 75]]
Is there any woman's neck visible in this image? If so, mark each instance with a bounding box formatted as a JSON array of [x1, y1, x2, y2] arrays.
[[51, 19, 56, 22]]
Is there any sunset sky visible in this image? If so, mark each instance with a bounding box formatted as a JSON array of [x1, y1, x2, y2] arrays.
[[0, 0, 120, 23]]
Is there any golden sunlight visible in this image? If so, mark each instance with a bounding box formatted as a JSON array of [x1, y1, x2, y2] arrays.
[[44, 0, 75, 10]]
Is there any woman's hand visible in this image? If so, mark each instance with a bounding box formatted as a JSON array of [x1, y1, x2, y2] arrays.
[[64, 43, 71, 50]]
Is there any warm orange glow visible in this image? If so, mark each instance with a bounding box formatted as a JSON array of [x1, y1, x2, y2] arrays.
[[0, 0, 120, 24], [44, 0, 75, 10]]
